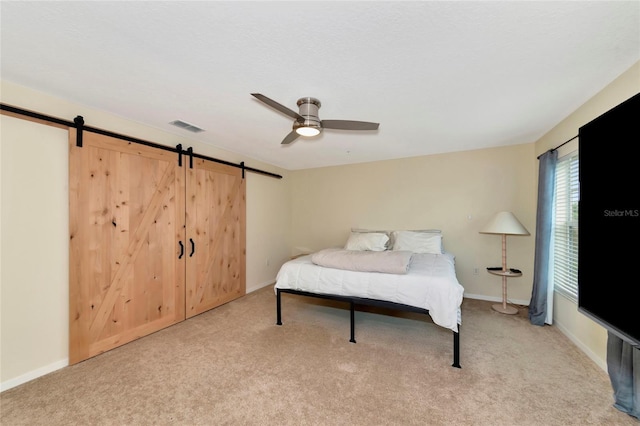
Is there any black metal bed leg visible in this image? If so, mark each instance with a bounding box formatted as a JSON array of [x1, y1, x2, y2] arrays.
[[276, 289, 282, 326], [452, 329, 461, 368], [349, 301, 356, 343]]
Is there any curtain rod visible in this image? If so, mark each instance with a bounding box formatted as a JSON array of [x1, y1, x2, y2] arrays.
[[0, 103, 283, 180], [536, 134, 578, 159]]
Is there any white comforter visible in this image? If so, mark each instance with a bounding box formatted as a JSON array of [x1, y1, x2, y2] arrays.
[[274, 252, 464, 332]]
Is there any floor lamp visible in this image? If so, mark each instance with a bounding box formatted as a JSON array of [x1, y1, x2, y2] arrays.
[[480, 211, 530, 314]]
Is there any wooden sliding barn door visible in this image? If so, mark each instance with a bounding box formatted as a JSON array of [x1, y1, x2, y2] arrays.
[[185, 159, 246, 318], [69, 132, 186, 364]]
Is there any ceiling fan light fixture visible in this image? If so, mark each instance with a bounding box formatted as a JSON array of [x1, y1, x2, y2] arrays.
[[293, 118, 321, 137], [295, 125, 321, 137]]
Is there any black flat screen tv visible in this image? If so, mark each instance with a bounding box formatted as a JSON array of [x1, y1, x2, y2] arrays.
[[577, 92, 640, 347]]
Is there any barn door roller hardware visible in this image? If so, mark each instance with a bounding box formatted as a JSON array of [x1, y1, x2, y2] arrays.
[[0, 104, 282, 180]]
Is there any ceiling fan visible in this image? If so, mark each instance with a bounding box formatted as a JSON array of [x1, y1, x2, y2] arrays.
[[251, 93, 380, 145]]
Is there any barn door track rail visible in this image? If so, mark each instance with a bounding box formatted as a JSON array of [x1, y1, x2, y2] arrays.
[[1, 103, 282, 180]]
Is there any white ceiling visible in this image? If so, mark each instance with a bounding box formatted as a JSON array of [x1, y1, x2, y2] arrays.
[[1, 1, 639, 170]]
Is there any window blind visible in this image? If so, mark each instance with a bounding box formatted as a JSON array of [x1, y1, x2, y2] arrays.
[[553, 152, 579, 302]]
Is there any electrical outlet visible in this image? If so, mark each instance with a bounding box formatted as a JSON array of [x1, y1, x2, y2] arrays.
[[473, 267, 479, 275], [266, 258, 270, 266]]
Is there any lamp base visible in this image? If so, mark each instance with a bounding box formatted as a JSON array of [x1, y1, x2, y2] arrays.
[[491, 303, 518, 315]]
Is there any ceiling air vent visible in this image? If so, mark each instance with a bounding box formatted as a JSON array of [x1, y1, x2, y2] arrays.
[[169, 119, 205, 133]]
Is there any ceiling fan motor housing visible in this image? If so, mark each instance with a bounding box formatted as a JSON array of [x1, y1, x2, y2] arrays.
[[295, 97, 322, 130]]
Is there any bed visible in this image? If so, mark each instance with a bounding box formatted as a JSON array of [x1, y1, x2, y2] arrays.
[[274, 229, 465, 368]]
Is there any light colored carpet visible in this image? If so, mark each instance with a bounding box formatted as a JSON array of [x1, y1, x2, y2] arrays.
[[1, 286, 636, 425]]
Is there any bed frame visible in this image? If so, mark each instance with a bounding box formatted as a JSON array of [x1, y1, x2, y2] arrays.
[[276, 288, 461, 368]]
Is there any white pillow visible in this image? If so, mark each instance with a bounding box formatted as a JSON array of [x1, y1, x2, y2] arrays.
[[391, 231, 443, 254], [344, 232, 389, 251], [352, 228, 440, 249]]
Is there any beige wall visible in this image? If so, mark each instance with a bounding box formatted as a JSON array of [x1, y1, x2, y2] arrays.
[[533, 60, 640, 370], [290, 143, 537, 303], [245, 171, 292, 292], [0, 81, 291, 389], [0, 115, 70, 389]]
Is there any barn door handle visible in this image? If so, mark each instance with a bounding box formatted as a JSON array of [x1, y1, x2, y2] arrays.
[[178, 241, 184, 259], [189, 238, 195, 257]]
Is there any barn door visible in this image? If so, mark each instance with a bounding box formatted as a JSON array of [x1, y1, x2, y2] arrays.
[[69, 131, 186, 364], [185, 158, 246, 318]]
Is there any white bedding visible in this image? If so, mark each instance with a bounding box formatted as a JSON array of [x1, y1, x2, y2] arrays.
[[274, 252, 464, 332]]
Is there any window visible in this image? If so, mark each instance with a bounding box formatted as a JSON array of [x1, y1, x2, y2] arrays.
[[553, 152, 579, 302]]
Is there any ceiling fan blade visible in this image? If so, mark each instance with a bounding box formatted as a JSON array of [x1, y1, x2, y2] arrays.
[[251, 93, 302, 121], [281, 130, 300, 145], [321, 120, 379, 131]]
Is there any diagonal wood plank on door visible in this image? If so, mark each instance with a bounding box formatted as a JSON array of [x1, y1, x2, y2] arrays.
[[194, 176, 242, 302], [88, 162, 177, 341], [186, 158, 246, 317]]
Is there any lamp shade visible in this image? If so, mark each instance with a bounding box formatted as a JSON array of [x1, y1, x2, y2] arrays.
[[479, 211, 530, 235]]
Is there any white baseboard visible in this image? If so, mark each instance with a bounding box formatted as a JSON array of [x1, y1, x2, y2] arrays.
[[553, 320, 607, 372], [1, 358, 68, 393], [246, 280, 275, 294]]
